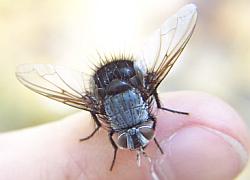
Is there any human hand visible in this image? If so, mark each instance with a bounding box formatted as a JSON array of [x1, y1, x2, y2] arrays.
[[0, 91, 249, 180]]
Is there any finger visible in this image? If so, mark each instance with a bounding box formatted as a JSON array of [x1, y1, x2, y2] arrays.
[[0, 91, 249, 180]]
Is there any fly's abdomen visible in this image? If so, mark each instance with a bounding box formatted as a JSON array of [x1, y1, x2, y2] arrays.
[[104, 89, 149, 130]]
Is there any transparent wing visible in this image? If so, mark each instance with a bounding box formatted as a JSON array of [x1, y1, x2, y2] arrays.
[[135, 4, 197, 93], [16, 64, 99, 113]]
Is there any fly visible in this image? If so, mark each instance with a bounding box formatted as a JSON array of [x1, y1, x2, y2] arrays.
[[16, 4, 198, 171]]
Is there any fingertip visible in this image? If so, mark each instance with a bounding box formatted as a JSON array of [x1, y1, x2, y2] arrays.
[[157, 91, 250, 150]]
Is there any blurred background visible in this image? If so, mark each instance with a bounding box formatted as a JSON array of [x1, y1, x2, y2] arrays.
[[0, 0, 249, 179]]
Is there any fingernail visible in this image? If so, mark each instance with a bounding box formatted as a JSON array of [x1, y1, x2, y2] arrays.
[[151, 126, 248, 180], [204, 127, 248, 169]]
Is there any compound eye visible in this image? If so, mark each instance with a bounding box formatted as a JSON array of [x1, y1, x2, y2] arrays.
[[139, 127, 155, 140], [117, 133, 127, 149]]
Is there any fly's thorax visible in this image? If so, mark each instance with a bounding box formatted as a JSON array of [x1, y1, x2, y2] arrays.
[[91, 59, 145, 101], [115, 121, 155, 150], [104, 88, 149, 130], [93, 60, 135, 90]]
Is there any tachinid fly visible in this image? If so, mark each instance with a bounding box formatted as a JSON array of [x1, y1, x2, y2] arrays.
[[16, 4, 197, 170]]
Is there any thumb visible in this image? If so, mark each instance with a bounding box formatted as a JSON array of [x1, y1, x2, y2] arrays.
[[151, 91, 249, 180]]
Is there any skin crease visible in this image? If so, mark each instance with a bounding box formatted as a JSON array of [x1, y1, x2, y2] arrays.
[[0, 91, 249, 180]]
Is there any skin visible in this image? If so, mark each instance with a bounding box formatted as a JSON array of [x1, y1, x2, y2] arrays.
[[0, 91, 249, 180]]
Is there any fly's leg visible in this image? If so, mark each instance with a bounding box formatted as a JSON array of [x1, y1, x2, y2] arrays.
[[151, 118, 164, 154], [79, 112, 101, 141], [153, 91, 189, 115], [109, 131, 118, 171], [153, 138, 164, 154]]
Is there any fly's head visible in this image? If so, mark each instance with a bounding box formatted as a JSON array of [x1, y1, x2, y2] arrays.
[[116, 121, 155, 150]]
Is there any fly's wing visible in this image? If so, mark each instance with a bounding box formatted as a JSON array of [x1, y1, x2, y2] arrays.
[[134, 4, 197, 94], [16, 64, 99, 113]]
